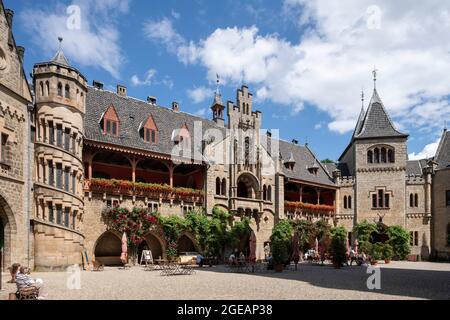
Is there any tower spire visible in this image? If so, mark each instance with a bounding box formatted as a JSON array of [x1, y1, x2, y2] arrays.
[[51, 36, 70, 67], [372, 67, 378, 90], [361, 88, 365, 109]]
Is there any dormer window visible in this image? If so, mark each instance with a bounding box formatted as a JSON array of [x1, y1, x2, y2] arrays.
[[101, 104, 120, 136], [284, 152, 296, 171], [140, 115, 158, 144], [172, 123, 190, 149]]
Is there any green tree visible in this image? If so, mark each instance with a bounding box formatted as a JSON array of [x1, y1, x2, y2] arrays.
[[353, 220, 377, 242], [330, 226, 347, 266], [270, 220, 293, 265], [387, 225, 411, 260], [295, 220, 315, 252]]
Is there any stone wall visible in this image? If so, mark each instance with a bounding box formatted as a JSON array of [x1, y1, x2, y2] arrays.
[[432, 169, 450, 257]]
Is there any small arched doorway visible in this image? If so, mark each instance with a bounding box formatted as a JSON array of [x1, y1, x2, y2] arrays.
[[94, 231, 122, 266], [178, 234, 197, 253]]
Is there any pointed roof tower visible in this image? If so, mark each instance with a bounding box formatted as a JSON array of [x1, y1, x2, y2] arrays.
[[354, 69, 407, 139], [211, 74, 225, 125], [51, 37, 70, 67]]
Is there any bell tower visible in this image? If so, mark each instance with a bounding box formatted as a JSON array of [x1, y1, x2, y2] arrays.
[[211, 76, 225, 127], [32, 37, 87, 269]]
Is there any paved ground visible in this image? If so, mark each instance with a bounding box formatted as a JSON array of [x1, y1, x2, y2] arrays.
[[1, 261, 449, 300]]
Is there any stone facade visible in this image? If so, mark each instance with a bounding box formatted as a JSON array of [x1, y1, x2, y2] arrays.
[[1, 0, 449, 270]]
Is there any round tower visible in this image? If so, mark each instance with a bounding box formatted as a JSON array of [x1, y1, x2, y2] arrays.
[[32, 38, 87, 270]]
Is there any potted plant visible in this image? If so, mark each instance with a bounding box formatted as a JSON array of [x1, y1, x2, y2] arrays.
[[371, 242, 384, 265], [382, 243, 393, 264], [271, 239, 288, 272], [330, 227, 347, 269]]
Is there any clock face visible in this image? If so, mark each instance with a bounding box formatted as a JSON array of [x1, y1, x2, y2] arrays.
[[0, 47, 7, 71]]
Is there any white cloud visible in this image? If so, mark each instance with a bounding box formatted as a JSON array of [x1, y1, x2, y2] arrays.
[[20, 0, 128, 78], [147, 2, 450, 141], [187, 87, 213, 104], [408, 137, 440, 160], [171, 9, 181, 19], [314, 123, 322, 130], [131, 69, 157, 86]]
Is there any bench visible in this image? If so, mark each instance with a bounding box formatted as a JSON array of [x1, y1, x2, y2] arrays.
[[9, 287, 39, 300]]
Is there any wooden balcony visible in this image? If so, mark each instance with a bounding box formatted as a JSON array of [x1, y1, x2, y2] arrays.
[[284, 201, 335, 216], [83, 179, 203, 203]]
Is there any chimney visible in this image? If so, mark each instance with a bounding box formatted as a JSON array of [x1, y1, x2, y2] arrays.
[[5, 9, 13, 28], [16, 46, 25, 63], [92, 80, 104, 90], [117, 84, 127, 96], [172, 101, 179, 112], [147, 96, 157, 105], [292, 139, 298, 145]]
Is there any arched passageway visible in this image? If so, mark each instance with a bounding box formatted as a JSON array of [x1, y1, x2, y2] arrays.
[[144, 233, 164, 260], [94, 231, 122, 266], [178, 234, 197, 253], [237, 173, 259, 199], [0, 195, 15, 267]]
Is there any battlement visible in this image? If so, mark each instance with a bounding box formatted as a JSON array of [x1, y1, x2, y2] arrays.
[[339, 176, 355, 186], [406, 174, 425, 184]]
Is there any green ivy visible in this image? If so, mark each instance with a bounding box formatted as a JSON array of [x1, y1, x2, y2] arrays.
[[387, 225, 411, 260]]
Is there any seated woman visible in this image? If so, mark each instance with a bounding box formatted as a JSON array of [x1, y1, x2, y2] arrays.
[[16, 266, 48, 299]]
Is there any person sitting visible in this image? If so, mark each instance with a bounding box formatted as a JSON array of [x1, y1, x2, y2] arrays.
[[16, 266, 47, 299], [239, 252, 246, 265], [7, 263, 20, 283], [228, 253, 236, 265], [349, 248, 357, 266], [196, 253, 204, 267]]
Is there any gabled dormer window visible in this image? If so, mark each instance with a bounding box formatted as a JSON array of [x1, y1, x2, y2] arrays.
[[101, 104, 120, 136], [140, 115, 158, 144], [173, 123, 191, 149]]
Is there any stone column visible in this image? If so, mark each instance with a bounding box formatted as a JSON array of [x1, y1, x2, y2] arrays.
[[316, 188, 321, 205], [299, 185, 303, 202]]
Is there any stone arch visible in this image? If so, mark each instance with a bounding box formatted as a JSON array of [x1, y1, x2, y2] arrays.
[[0, 193, 17, 267], [213, 204, 229, 212], [237, 172, 260, 199], [143, 231, 166, 260], [93, 230, 122, 266], [178, 232, 199, 253]]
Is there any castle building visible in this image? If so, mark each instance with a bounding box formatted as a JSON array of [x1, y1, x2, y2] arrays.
[[0, 1, 449, 269]]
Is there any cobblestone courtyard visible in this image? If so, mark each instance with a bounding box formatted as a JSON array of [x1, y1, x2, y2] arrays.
[[1, 261, 449, 300]]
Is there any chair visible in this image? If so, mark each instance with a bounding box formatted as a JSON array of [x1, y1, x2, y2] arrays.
[[16, 286, 39, 300]]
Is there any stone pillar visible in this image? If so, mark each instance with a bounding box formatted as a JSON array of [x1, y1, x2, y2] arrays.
[[169, 164, 174, 188], [299, 185, 303, 202], [316, 188, 321, 205]]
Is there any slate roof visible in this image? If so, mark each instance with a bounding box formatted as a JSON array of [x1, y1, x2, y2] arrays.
[[406, 160, 427, 175], [84, 87, 225, 160], [354, 89, 408, 139], [435, 130, 450, 170], [51, 49, 70, 67], [278, 140, 336, 187], [321, 162, 351, 177]]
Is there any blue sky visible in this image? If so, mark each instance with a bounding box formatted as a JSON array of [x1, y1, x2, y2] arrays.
[[6, 0, 450, 161]]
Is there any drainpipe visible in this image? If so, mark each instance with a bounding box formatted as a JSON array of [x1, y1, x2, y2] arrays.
[[26, 103, 35, 269]]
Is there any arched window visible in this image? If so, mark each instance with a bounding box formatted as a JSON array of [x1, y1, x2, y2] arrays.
[[344, 196, 348, 209], [215, 177, 221, 195], [367, 150, 373, 163], [381, 147, 387, 163], [246, 103, 250, 115], [374, 148, 380, 163], [65, 84, 70, 98], [39, 82, 44, 96], [221, 178, 226, 196], [263, 185, 267, 201], [46, 81, 50, 96], [268, 185, 272, 201], [57, 82, 63, 96], [414, 194, 418, 207], [410, 194, 414, 207], [348, 196, 352, 209], [388, 149, 395, 163]]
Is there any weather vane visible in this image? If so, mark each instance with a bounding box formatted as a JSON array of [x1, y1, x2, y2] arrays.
[[58, 36, 63, 50], [215, 73, 221, 95], [372, 67, 378, 89], [361, 88, 365, 108]]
